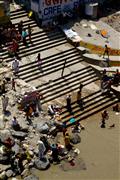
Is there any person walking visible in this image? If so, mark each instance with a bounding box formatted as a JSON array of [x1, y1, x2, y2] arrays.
[[11, 78, 16, 91], [51, 144, 60, 163], [101, 110, 109, 121], [18, 21, 23, 35], [38, 140, 46, 160], [22, 28, 27, 46], [36, 93, 43, 113], [2, 94, 9, 113], [77, 90, 81, 105], [103, 44, 109, 59], [66, 94, 72, 114], [28, 25, 32, 44], [64, 132, 73, 151], [12, 39, 19, 53], [79, 83, 83, 93], [36, 53, 42, 72], [12, 58, 19, 75]]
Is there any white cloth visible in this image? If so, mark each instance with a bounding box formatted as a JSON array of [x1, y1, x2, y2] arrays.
[[38, 140, 46, 159], [2, 96, 9, 111], [12, 60, 19, 73], [63, 28, 82, 42]]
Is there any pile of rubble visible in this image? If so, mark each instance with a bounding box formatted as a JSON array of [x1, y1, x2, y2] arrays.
[[0, 66, 83, 179], [0, 117, 82, 179]]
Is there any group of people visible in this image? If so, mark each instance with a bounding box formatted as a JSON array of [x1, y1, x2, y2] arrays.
[[0, 20, 33, 57], [100, 103, 119, 128], [101, 68, 120, 94]]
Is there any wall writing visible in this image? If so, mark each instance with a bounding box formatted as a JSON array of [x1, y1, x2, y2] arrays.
[[44, 0, 68, 6], [43, 0, 79, 17], [44, 5, 61, 15]]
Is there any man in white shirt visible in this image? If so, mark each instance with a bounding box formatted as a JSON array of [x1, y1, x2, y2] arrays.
[[12, 58, 19, 75]]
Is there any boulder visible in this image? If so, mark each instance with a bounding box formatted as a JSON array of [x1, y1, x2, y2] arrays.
[[37, 123, 49, 134], [48, 126, 57, 136], [0, 154, 9, 164], [28, 150, 34, 157], [11, 130, 27, 139], [34, 157, 50, 170], [21, 168, 30, 178], [23, 160, 28, 167], [0, 164, 11, 173], [28, 161, 34, 168], [70, 133, 81, 144], [6, 169, 14, 178], [24, 174, 39, 180], [12, 143, 20, 155], [0, 171, 7, 180], [0, 115, 5, 130], [0, 129, 12, 142]]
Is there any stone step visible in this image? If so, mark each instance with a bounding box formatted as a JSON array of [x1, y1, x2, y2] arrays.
[[38, 66, 93, 95], [40, 73, 99, 104], [43, 76, 99, 104], [21, 56, 83, 82], [36, 66, 92, 89], [61, 93, 119, 126], [18, 51, 81, 76], [19, 47, 78, 70], [2, 33, 65, 57], [2, 38, 67, 62], [83, 53, 120, 66]]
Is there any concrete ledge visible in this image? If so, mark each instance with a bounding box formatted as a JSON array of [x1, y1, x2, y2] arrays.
[[77, 46, 90, 55], [83, 53, 120, 67], [91, 64, 120, 73], [111, 85, 120, 99]]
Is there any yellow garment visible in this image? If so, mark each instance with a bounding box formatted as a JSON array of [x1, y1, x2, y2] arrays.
[[28, 11, 33, 18], [64, 135, 70, 146]]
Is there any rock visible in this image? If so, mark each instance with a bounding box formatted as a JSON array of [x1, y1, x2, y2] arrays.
[[28, 161, 34, 168], [37, 123, 49, 134], [24, 164, 29, 169], [48, 126, 57, 136], [28, 150, 34, 157], [0, 171, 7, 179], [11, 130, 27, 139], [0, 115, 5, 130], [0, 164, 11, 173], [24, 174, 39, 180], [35, 157, 50, 170], [12, 143, 20, 155], [6, 169, 13, 178], [29, 134, 34, 138], [0, 129, 12, 142], [21, 168, 30, 178], [0, 154, 9, 164], [23, 160, 28, 167], [70, 133, 81, 144]]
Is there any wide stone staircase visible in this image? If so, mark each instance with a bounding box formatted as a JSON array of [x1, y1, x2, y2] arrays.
[[18, 48, 83, 82], [61, 90, 119, 127], [1, 9, 68, 63], [1, 6, 119, 127]]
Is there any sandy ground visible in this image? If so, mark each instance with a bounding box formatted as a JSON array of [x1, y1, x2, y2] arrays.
[[30, 106, 120, 180]]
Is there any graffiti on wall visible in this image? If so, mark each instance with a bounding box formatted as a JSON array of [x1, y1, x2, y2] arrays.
[[43, 0, 79, 18], [44, 0, 68, 6]]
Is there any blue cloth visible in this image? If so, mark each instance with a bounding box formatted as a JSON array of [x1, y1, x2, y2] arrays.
[[22, 31, 27, 38], [69, 118, 75, 123]]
